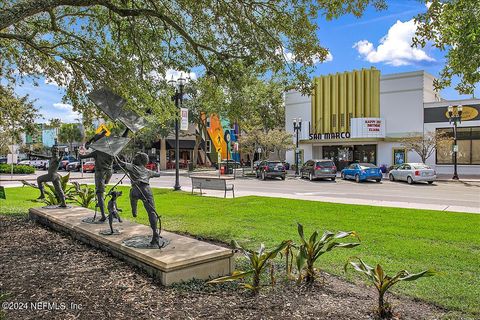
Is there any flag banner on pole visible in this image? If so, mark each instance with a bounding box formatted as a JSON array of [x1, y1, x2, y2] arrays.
[[180, 108, 189, 131]]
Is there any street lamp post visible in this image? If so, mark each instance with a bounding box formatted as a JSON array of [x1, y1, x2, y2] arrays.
[[168, 74, 186, 191], [447, 105, 463, 180], [293, 117, 302, 175]]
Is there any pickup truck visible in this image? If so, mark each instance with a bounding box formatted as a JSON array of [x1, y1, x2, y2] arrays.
[[30, 159, 49, 169]]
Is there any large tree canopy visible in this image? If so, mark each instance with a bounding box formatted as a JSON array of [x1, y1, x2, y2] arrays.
[[414, 0, 479, 94], [0, 0, 386, 118]]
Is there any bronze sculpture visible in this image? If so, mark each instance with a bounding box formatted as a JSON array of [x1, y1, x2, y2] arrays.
[[118, 152, 162, 247], [79, 146, 114, 222], [35, 145, 67, 207], [106, 190, 123, 234]]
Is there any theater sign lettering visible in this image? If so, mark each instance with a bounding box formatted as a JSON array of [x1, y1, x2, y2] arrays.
[[350, 118, 385, 138], [308, 118, 385, 140]]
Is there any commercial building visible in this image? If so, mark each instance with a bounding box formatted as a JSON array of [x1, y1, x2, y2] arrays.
[[285, 69, 480, 175]]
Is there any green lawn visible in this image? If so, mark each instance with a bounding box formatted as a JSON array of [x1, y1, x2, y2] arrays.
[[1, 186, 479, 316]]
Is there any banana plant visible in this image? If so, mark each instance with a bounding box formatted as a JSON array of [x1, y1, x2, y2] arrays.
[[345, 257, 435, 319], [208, 239, 291, 294], [296, 223, 360, 284], [69, 182, 96, 208]]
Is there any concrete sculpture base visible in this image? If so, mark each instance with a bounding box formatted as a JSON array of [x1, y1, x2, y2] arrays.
[[29, 206, 234, 285]]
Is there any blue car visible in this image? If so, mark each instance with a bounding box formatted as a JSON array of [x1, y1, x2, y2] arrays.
[[341, 163, 382, 183]]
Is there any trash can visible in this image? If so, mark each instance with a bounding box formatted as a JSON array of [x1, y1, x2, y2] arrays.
[[188, 162, 194, 172]]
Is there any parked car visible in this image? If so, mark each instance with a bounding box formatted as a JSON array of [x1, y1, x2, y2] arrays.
[[17, 160, 32, 166], [256, 160, 286, 180], [221, 159, 241, 168], [59, 156, 78, 170], [66, 161, 81, 172], [82, 161, 95, 173], [341, 163, 382, 183], [300, 159, 337, 181], [146, 162, 158, 171], [388, 163, 436, 184], [30, 158, 49, 169]]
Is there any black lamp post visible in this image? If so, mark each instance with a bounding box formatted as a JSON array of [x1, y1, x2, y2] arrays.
[[293, 117, 302, 175], [447, 105, 463, 180], [168, 74, 186, 191]]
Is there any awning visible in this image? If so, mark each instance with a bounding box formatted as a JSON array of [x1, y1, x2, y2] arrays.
[[166, 139, 205, 150]]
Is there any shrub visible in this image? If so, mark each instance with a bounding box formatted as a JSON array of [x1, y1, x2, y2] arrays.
[[208, 240, 291, 294], [345, 257, 435, 319], [0, 164, 35, 174], [69, 182, 96, 208], [296, 223, 360, 284]]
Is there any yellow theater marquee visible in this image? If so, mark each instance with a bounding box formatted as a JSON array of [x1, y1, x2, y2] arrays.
[[310, 68, 380, 138]]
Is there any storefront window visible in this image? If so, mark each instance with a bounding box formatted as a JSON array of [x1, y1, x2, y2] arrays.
[[436, 126, 480, 165]]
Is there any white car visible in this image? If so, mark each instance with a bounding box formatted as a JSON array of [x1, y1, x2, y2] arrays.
[[17, 160, 31, 166], [389, 163, 436, 184]]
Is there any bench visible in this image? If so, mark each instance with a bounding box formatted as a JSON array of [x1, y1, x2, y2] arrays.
[[191, 176, 235, 198]]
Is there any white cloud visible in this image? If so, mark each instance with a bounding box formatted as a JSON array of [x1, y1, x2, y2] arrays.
[[353, 19, 435, 66], [52, 103, 73, 110], [276, 48, 333, 64], [50, 103, 81, 123], [313, 52, 333, 63]]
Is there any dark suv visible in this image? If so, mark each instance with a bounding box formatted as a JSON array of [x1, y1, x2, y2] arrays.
[[300, 159, 337, 181], [256, 161, 286, 180]]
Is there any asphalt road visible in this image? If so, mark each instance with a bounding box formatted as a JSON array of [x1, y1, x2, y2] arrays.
[[2, 170, 479, 213]]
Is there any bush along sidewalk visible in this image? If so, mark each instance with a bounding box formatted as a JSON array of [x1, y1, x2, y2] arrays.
[[0, 163, 35, 174], [209, 222, 435, 319]]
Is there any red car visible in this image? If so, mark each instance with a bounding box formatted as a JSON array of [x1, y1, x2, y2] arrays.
[[82, 161, 95, 173], [146, 162, 157, 171]]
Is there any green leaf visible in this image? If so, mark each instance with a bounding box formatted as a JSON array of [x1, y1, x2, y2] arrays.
[[399, 269, 436, 281], [297, 223, 306, 244], [207, 270, 254, 284]]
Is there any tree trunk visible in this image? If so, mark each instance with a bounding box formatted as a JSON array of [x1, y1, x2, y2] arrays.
[[192, 133, 201, 169], [250, 152, 255, 171]]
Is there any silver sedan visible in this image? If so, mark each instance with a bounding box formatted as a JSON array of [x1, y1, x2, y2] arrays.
[[389, 163, 436, 184]]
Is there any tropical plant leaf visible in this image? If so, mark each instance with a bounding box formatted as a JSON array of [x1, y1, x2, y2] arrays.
[[207, 270, 254, 284], [297, 223, 306, 245], [399, 269, 436, 281]]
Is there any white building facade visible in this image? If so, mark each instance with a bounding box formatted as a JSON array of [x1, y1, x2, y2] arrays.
[[285, 70, 480, 175]]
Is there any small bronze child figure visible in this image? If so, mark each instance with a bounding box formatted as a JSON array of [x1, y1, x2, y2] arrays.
[[35, 145, 67, 207], [107, 190, 123, 234], [118, 152, 161, 246]]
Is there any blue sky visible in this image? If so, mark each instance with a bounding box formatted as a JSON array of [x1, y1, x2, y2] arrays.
[[12, 0, 480, 123]]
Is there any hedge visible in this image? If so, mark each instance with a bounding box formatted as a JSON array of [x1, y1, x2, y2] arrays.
[[0, 164, 35, 174]]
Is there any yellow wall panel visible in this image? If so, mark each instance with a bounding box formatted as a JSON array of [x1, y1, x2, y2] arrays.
[[310, 68, 380, 134]]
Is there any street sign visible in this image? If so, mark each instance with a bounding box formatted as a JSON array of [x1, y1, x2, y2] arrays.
[[7, 154, 17, 164], [180, 108, 189, 131]]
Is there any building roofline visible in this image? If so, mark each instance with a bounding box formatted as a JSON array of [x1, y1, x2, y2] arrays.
[[424, 98, 480, 107]]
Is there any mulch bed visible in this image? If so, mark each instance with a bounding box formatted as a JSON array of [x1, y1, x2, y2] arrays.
[[0, 215, 448, 320]]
